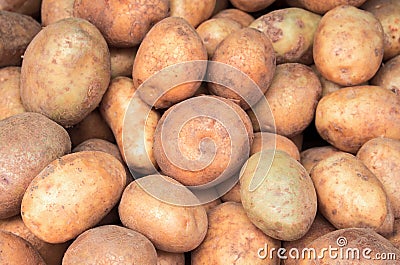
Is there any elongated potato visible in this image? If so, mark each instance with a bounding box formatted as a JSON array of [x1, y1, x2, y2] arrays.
[[21, 151, 126, 243], [170, 0, 216, 28], [0, 67, 26, 120], [213, 8, 255, 27], [41, 0, 74, 26]]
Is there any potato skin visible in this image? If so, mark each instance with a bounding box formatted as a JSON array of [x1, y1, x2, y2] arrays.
[[371, 55, 400, 95], [0, 112, 71, 219], [171, 0, 216, 28], [110, 47, 137, 78], [21, 151, 126, 243], [313, 5, 384, 86], [41, 0, 74, 26], [0, 67, 26, 120], [213, 8, 254, 27], [315, 85, 400, 153], [250, 132, 300, 161], [300, 145, 342, 174], [0, 0, 41, 16], [286, 0, 368, 14], [229, 0, 276, 12], [0, 10, 41, 67], [157, 250, 185, 265], [192, 202, 281, 265]]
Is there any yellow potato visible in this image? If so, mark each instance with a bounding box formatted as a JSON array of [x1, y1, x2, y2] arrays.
[[170, 0, 216, 28], [371, 55, 400, 95], [0, 67, 26, 120], [213, 8, 255, 27], [41, 0, 74, 26]]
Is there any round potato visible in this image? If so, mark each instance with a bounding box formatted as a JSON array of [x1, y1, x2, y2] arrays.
[[286, 0, 368, 14], [313, 5, 384, 86], [73, 0, 169, 47], [170, 0, 216, 28], [0, 112, 71, 219], [315, 85, 400, 153], [118, 175, 208, 253], [192, 202, 281, 265], [370, 54, 400, 95], [157, 250, 185, 265], [20, 18, 111, 127], [110, 47, 137, 78], [213, 8, 254, 27], [250, 8, 321, 65], [62, 225, 157, 265], [300, 145, 342, 174], [41, 0, 74, 26], [0, 67, 26, 120], [240, 150, 317, 241], [251, 132, 301, 161], [229, 0, 276, 12], [21, 151, 126, 243]]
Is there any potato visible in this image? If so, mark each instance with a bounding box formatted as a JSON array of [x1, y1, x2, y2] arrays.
[[0, 10, 41, 67], [357, 137, 400, 219], [0, 67, 26, 120], [133, 17, 207, 109], [313, 5, 384, 86], [310, 64, 343, 97], [170, 0, 216, 28], [0, 0, 41, 16], [41, 0, 74, 26], [153, 95, 253, 187], [100, 76, 160, 175], [212, 0, 229, 16], [207, 27, 276, 109], [229, 0, 276, 12], [0, 112, 71, 219], [250, 63, 321, 137], [250, 8, 321, 65], [286, 0, 368, 14], [362, 0, 400, 61], [387, 219, 400, 249], [196, 18, 243, 58], [0, 215, 69, 265], [315, 85, 400, 153], [201, 198, 222, 213], [157, 250, 185, 265], [20, 18, 111, 127], [289, 133, 303, 151], [213, 8, 255, 27], [21, 151, 126, 243], [192, 202, 281, 265], [118, 175, 208, 253], [219, 180, 241, 203], [251, 132, 300, 161], [240, 150, 317, 241], [298, 228, 400, 264], [73, 0, 169, 47], [300, 145, 342, 174], [0, 230, 45, 265], [67, 108, 115, 147], [110, 47, 137, 78], [310, 152, 393, 234], [371, 55, 400, 95], [62, 225, 157, 265]]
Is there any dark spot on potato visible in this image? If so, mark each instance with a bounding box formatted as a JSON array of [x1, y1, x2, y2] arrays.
[[332, 209, 337, 215], [296, 19, 305, 29]]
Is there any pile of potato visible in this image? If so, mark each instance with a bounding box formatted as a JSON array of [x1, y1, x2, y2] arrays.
[[1, 0, 400, 264]]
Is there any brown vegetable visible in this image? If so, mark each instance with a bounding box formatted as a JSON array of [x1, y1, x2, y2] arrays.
[[41, 0, 74, 26], [213, 8, 255, 27], [0, 67, 26, 120], [170, 0, 216, 28]]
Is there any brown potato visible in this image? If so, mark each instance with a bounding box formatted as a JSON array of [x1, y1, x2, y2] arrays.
[[0, 66, 26, 120], [300, 145, 342, 174], [0, 10, 41, 67], [73, 0, 169, 47], [213, 8, 255, 27], [289, 133, 303, 151], [251, 132, 300, 161], [212, 0, 229, 16], [21, 151, 126, 243], [229, 0, 276, 12], [371, 55, 400, 95], [286, 0, 368, 14], [192, 202, 281, 265], [207, 27, 276, 109], [0, 0, 41, 16], [118, 175, 208, 253], [170, 0, 216, 28], [250, 8, 321, 65], [357, 137, 400, 219], [0, 230, 45, 265], [20, 18, 111, 127], [315, 85, 400, 153], [62, 225, 157, 265], [0, 112, 71, 219], [157, 250, 185, 265], [196, 18, 243, 58], [110, 47, 137, 78], [313, 5, 384, 86], [41, 0, 74, 26], [310, 152, 393, 234]]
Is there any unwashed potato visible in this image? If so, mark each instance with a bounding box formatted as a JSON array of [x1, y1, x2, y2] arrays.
[[21, 151, 126, 243], [20, 18, 111, 127], [192, 202, 281, 265], [251, 132, 300, 161], [73, 0, 169, 47], [313, 5, 384, 86], [62, 225, 157, 265], [118, 175, 208, 253], [196, 18, 243, 58], [100, 76, 160, 175], [310, 152, 393, 235], [315, 85, 400, 153], [157, 250, 185, 265], [371, 54, 400, 95], [250, 8, 321, 65], [0, 230, 45, 265], [170, 0, 216, 28], [41, 0, 74, 26], [0, 215, 69, 265], [207, 27, 276, 109], [0, 67, 26, 120], [300, 145, 342, 174], [240, 150, 317, 241], [110, 47, 137, 78], [362, 0, 400, 61], [357, 137, 400, 219], [213, 8, 255, 27], [286, 0, 368, 14], [0, 10, 41, 67], [0, 112, 71, 219], [0, 0, 41, 16], [229, 0, 276, 12]]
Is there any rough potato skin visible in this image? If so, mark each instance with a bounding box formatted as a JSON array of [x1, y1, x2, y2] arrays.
[[0, 10, 41, 67], [213, 8, 255, 27], [192, 202, 281, 265], [41, 0, 74, 26], [315, 85, 400, 153], [0, 67, 26, 120], [20, 18, 111, 127], [171, 0, 216, 28], [0, 112, 71, 219], [73, 0, 169, 47], [157, 250, 185, 265], [229, 0, 276, 12], [286, 0, 367, 14], [371, 55, 400, 95], [62, 225, 157, 265]]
